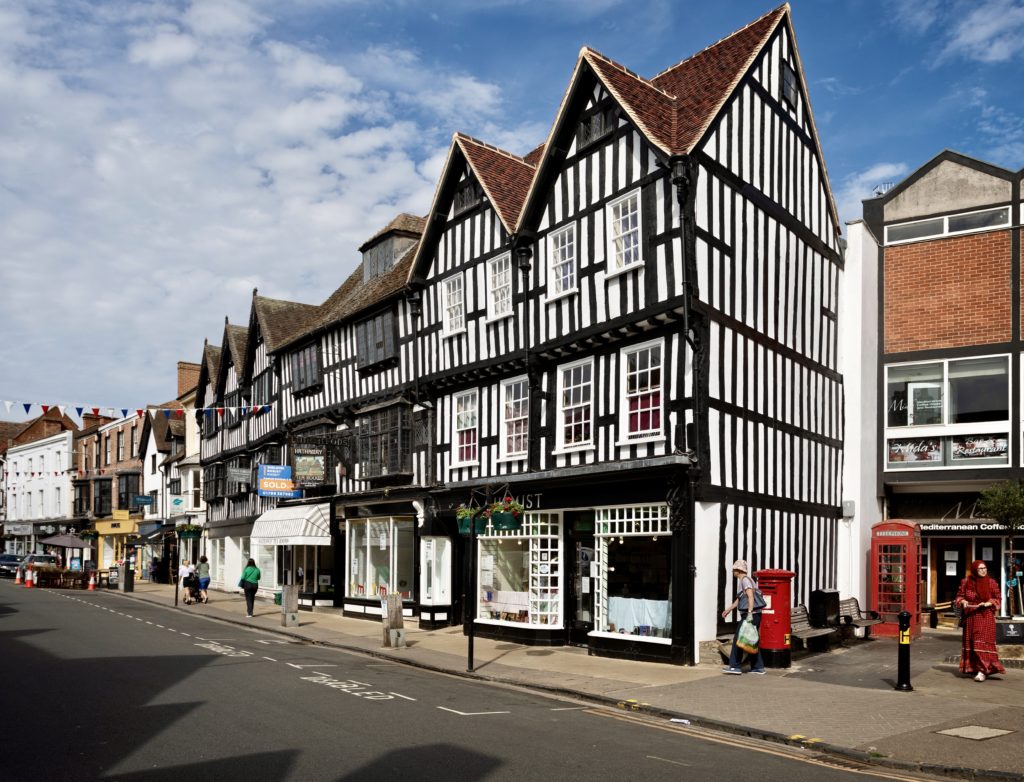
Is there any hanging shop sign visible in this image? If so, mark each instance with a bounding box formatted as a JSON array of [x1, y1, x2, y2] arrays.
[[257, 464, 302, 499], [133, 495, 154, 506], [292, 445, 326, 487]]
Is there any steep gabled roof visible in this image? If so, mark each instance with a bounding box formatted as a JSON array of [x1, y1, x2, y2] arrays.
[[456, 134, 536, 233], [223, 325, 249, 372], [358, 213, 426, 253], [202, 343, 221, 387], [252, 295, 321, 354], [650, 4, 785, 154]]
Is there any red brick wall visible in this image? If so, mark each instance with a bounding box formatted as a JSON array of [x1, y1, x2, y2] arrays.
[[177, 361, 201, 398], [884, 231, 1012, 354]]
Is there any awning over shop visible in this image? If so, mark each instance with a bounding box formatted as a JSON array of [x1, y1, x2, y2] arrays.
[[137, 522, 173, 540], [207, 515, 256, 540], [251, 503, 331, 546]]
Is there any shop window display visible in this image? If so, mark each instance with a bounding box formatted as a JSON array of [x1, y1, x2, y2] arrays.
[[595, 505, 672, 640], [255, 544, 277, 589], [346, 517, 414, 599], [478, 513, 561, 626]]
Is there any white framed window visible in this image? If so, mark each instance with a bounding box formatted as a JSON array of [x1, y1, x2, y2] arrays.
[[345, 517, 415, 599], [488, 254, 512, 319], [884, 354, 1010, 470], [443, 274, 465, 335], [885, 205, 1010, 246], [548, 224, 577, 297], [558, 358, 594, 450], [607, 190, 642, 270], [501, 377, 529, 459], [454, 390, 479, 465], [621, 340, 663, 440]]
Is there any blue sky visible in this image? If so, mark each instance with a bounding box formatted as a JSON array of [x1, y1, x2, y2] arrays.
[[2, 0, 1024, 419]]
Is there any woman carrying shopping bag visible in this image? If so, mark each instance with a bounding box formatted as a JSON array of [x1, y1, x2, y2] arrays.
[[721, 559, 766, 675], [239, 558, 261, 618]]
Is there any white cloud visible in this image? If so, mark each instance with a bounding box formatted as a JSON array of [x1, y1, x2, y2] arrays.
[[0, 0, 523, 411], [940, 0, 1024, 63], [835, 162, 910, 226], [885, 0, 942, 34]]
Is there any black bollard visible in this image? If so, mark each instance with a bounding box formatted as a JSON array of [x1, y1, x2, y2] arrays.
[[895, 610, 913, 692]]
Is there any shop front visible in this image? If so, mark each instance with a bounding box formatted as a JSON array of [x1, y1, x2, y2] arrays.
[[338, 500, 418, 620], [250, 502, 333, 607], [206, 515, 256, 594], [95, 515, 141, 569]]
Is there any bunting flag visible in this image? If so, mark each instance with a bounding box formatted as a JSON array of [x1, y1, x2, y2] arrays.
[[1, 400, 274, 420]]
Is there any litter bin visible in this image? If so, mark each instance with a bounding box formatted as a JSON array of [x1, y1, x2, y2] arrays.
[[274, 591, 282, 606], [108, 566, 119, 590], [810, 588, 840, 628], [281, 585, 299, 627]]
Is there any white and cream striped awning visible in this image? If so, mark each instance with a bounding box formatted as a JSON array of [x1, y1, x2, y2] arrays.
[[250, 503, 331, 547]]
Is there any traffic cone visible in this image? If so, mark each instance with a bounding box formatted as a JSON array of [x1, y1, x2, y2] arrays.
[[14, 567, 22, 585], [87, 574, 95, 591], [24, 566, 33, 588]]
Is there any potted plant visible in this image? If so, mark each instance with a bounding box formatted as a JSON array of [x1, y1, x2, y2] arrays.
[[456, 504, 487, 535], [487, 496, 525, 531], [978, 481, 1024, 619], [176, 523, 204, 540]]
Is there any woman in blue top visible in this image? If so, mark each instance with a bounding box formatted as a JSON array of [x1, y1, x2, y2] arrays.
[[721, 559, 766, 675], [239, 558, 261, 617]]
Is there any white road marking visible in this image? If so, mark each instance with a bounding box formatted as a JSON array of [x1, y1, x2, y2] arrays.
[[156, 624, 164, 628], [299, 674, 394, 700], [167, 629, 176, 633], [287, 663, 336, 670], [646, 756, 690, 767], [263, 656, 278, 662], [550, 707, 588, 711], [389, 692, 416, 701], [255, 639, 293, 645], [146, 621, 153, 625], [180, 633, 191, 637], [437, 707, 511, 716]]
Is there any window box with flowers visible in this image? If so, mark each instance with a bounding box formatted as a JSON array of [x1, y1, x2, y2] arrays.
[[176, 523, 203, 540]]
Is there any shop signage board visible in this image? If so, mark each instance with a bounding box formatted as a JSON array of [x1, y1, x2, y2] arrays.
[[133, 495, 154, 506], [292, 445, 326, 486], [112, 510, 130, 521], [887, 438, 942, 464], [4, 523, 32, 535], [227, 467, 250, 484], [257, 464, 301, 498]]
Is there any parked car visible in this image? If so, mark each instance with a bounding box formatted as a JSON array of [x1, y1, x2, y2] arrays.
[[15, 553, 60, 579], [0, 554, 23, 578]]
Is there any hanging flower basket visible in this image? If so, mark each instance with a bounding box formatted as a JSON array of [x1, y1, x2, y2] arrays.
[[176, 524, 203, 540], [487, 497, 524, 531], [457, 516, 488, 535], [79, 530, 99, 541]]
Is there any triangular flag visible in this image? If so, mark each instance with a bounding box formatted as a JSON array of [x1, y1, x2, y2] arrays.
[[121, 408, 129, 418], [23, 403, 32, 414], [75, 406, 84, 417], [3, 401, 12, 413], [240, 406, 248, 417], [136, 409, 145, 418], [204, 409, 212, 417], [91, 407, 100, 416], [164, 409, 171, 419], [216, 408, 224, 417], [176, 409, 184, 418], [58, 405, 66, 416], [107, 408, 116, 418], [41, 404, 50, 413]]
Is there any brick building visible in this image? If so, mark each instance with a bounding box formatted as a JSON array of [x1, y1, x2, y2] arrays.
[[848, 150, 1024, 619]]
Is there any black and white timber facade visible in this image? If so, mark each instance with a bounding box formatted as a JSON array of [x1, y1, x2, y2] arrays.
[[193, 4, 844, 664]]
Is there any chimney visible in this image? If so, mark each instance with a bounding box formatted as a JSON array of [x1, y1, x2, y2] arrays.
[[177, 361, 201, 397], [82, 413, 100, 429]]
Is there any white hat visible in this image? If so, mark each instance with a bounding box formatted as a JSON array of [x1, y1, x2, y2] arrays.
[[731, 559, 749, 573]]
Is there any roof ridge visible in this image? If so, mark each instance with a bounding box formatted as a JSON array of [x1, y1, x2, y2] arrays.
[[582, 47, 676, 99], [650, 3, 787, 81], [255, 294, 318, 309], [455, 132, 534, 167]]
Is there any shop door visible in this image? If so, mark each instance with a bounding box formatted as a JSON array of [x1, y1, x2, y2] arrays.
[[936, 539, 970, 604], [566, 511, 595, 646]]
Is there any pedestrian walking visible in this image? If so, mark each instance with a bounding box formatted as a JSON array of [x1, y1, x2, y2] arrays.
[[239, 558, 261, 617], [956, 560, 1005, 682], [721, 559, 766, 675], [149, 557, 159, 583], [196, 555, 211, 604], [177, 559, 191, 587]]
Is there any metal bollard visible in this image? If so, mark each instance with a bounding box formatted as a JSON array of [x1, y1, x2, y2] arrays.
[[895, 610, 913, 692]]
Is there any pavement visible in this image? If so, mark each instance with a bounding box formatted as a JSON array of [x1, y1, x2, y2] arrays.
[[61, 581, 1024, 781]]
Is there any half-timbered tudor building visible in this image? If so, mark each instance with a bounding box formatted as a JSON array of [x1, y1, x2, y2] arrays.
[[407, 3, 844, 663], [267, 214, 434, 617], [850, 150, 1024, 620]]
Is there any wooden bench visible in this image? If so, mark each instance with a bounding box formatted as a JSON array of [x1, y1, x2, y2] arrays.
[[838, 597, 882, 635], [791, 604, 837, 651]]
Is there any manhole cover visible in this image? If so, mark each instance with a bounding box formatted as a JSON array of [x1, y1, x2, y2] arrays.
[[936, 725, 1015, 741]]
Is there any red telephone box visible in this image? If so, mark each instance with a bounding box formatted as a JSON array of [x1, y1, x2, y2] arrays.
[[756, 569, 795, 668], [871, 520, 922, 639]]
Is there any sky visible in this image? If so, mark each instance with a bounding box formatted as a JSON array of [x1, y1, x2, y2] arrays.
[[3, 0, 1024, 421]]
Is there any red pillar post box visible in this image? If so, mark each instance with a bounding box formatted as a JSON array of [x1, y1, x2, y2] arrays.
[[756, 569, 795, 668]]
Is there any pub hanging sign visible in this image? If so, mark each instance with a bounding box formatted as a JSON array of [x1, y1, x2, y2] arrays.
[[292, 445, 326, 487]]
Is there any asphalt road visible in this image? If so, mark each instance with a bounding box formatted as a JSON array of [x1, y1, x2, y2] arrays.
[[0, 582, 937, 781]]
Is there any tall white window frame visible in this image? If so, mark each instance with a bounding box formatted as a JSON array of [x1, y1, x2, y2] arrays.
[[548, 223, 577, 297], [620, 339, 663, 441], [557, 358, 594, 451], [453, 390, 479, 466], [607, 190, 642, 270], [500, 376, 529, 459], [443, 274, 465, 336], [487, 254, 512, 319]]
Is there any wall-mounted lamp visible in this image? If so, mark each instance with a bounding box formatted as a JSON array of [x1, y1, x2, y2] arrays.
[[406, 290, 422, 320], [515, 245, 532, 283]]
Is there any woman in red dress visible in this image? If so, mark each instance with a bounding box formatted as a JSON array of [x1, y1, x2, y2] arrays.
[[955, 560, 1005, 681]]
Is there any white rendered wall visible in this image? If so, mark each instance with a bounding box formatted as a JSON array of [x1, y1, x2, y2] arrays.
[[693, 500, 722, 661], [838, 220, 882, 603]]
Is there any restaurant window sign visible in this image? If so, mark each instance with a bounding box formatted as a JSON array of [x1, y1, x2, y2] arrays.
[[885, 355, 1010, 471]]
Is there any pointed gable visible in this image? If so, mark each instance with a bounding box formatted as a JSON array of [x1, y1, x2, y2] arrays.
[[456, 134, 536, 234], [252, 295, 321, 354]]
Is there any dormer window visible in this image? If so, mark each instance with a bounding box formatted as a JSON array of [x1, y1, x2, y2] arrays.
[[577, 106, 616, 148], [453, 180, 484, 215]]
